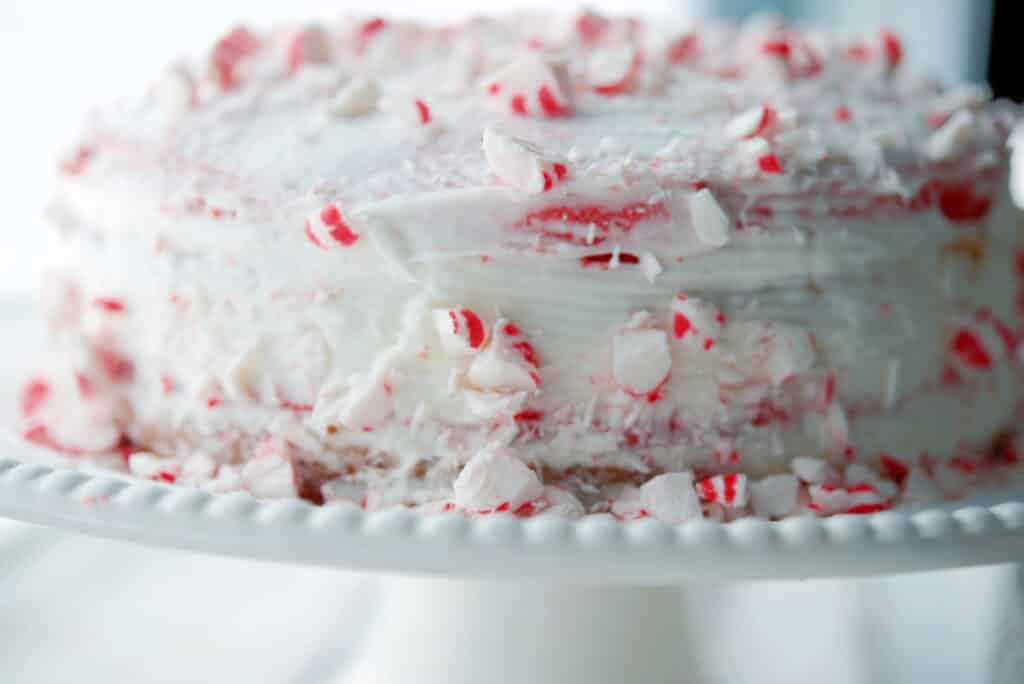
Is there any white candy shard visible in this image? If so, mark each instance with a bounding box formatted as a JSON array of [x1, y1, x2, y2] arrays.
[[1009, 123, 1024, 209], [819, 402, 849, 454], [328, 76, 379, 118], [155, 64, 197, 124], [696, 473, 749, 508], [337, 378, 393, 430], [640, 472, 703, 524], [242, 446, 297, 498], [670, 294, 725, 351], [453, 445, 544, 512], [482, 127, 566, 194], [540, 486, 585, 519], [725, 104, 774, 140], [612, 328, 672, 396], [204, 464, 243, 494], [687, 188, 733, 248], [924, 110, 976, 161], [467, 319, 540, 393], [791, 456, 839, 486], [180, 452, 218, 484], [640, 252, 662, 284], [749, 474, 799, 518], [433, 307, 488, 357], [586, 46, 641, 94], [482, 55, 573, 117]]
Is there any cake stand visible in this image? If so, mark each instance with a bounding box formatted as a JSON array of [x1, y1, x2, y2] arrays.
[[2, 297, 1024, 683]]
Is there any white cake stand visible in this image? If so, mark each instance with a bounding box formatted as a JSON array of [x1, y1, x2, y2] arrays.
[[2, 297, 1024, 683]]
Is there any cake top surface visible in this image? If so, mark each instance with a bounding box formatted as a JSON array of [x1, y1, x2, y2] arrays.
[[57, 10, 1018, 261]]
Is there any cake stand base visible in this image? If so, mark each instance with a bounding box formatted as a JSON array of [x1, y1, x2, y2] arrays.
[[340, 578, 694, 684]]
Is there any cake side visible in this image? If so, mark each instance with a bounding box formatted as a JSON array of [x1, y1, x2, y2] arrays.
[[22, 11, 1024, 519]]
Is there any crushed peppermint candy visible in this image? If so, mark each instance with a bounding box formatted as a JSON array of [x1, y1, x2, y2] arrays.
[[612, 327, 671, 399], [328, 77, 379, 118], [453, 445, 544, 513], [640, 472, 702, 524], [586, 46, 643, 95], [670, 294, 725, 351], [482, 127, 568, 194], [305, 203, 360, 248], [687, 188, 732, 248], [725, 104, 777, 140], [483, 55, 572, 118], [467, 319, 541, 392], [433, 307, 488, 357], [697, 473, 748, 508]]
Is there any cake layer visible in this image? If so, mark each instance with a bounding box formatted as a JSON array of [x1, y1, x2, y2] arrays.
[[23, 11, 1024, 516]]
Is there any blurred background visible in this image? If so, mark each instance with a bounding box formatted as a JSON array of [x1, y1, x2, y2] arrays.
[[0, 1, 1022, 682]]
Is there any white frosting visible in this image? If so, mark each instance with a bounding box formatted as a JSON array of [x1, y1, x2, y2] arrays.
[[24, 11, 1024, 514]]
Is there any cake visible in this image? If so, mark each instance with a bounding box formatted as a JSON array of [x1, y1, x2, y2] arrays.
[[20, 10, 1024, 521]]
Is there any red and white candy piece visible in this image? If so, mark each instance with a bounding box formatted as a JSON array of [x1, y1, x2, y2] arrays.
[[807, 485, 852, 515], [179, 452, 218, 485], [586, 46, 643, 96], [328, 77, 379, 118], [670, 294, 725, 352], [433, 307, 488, 357], [209, 26, 260, 91], [687, 188, 732, 249], [816, 402, 850, 456], [612, 328, 671, 398], [128, 452, 181, 484], [696, 473, 749, 508], [155, 65, 197, 124], [845, 463, 899, 501], [725, 104, 777, 140], [453, 445, 544, 513], [305, 203, 360, 248], [791, 456, 840, 486], [467, 319, 541, 393], [482, 127, 569, 195], [242, 441, 298, 498], [482, 55, 572, 118], [749, 474, 799, 518], [337, 379, 392, 431], [924, 110, 976, 162], [286, 25, 331, 74], [640, 472, 703, 524], [947, 313, 1015, 374]]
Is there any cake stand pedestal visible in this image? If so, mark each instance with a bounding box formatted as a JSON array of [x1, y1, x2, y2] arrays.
[[343, 579, 693, 684]]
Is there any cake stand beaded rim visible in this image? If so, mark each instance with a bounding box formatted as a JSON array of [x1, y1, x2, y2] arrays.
[[1, 437, 1024, 581]]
